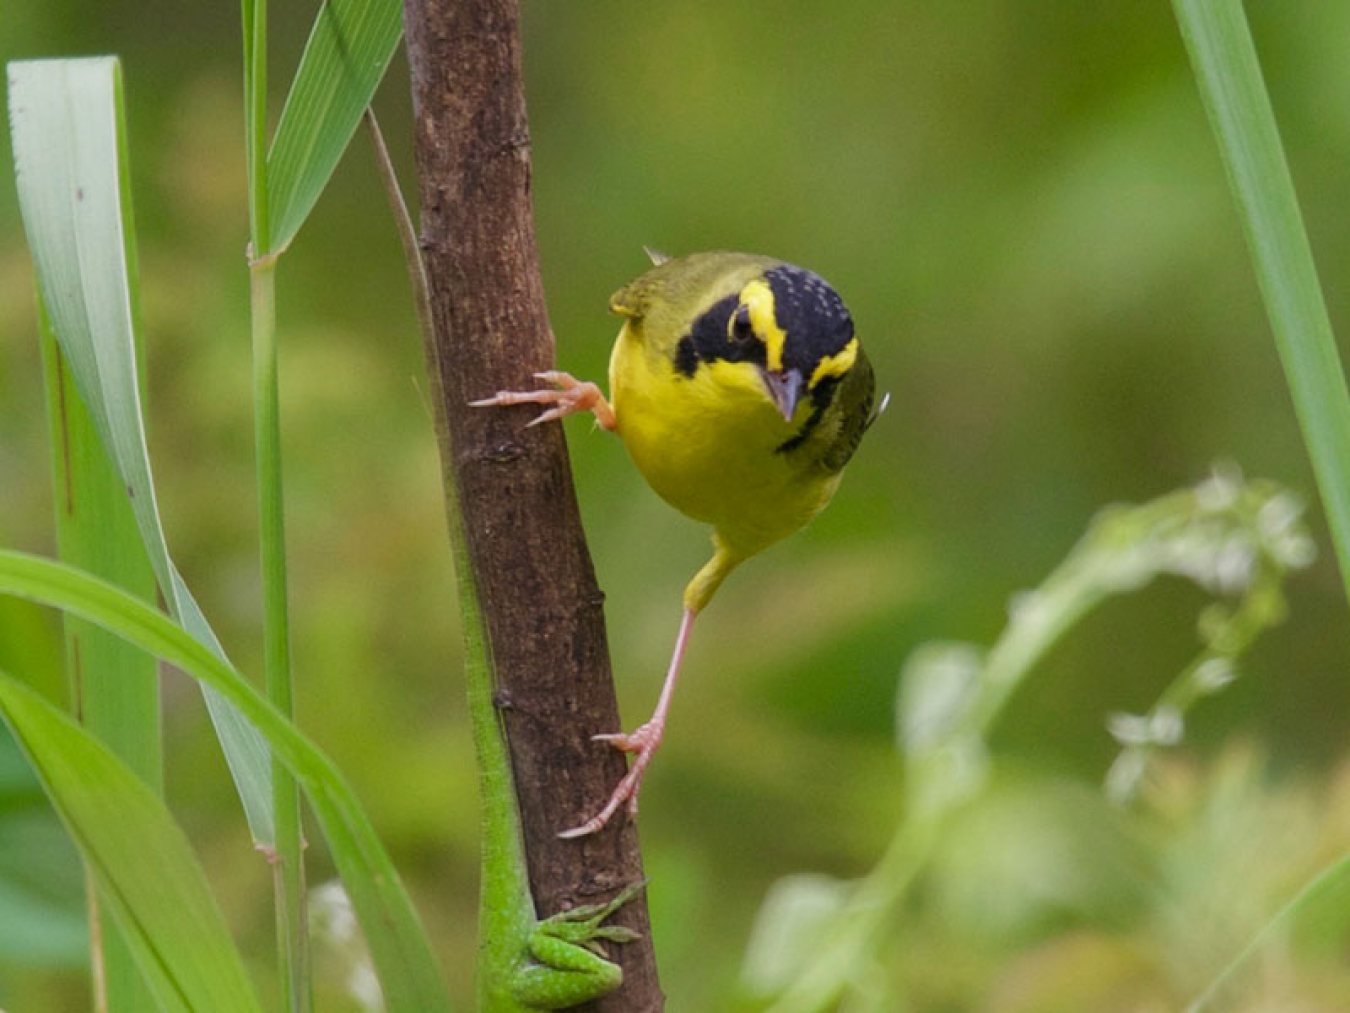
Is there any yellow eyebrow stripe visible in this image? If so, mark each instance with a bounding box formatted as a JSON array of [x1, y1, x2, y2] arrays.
[[809, 337, 858, 388], [739, 278, 787, 372]]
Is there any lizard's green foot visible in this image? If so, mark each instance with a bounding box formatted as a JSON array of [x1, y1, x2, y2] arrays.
[[542, 880, 645, 943], [511, 882, 646, 1009]]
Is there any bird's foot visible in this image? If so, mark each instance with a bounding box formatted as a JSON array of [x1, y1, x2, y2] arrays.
[[591, 719, 663, 756], [470, 371, 616, 431], [557, 720, 665, 839]]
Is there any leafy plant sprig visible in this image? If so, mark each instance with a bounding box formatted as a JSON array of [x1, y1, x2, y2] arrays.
[[744, 472, 1312, 1010]]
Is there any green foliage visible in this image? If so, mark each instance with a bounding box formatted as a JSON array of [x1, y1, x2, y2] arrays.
[[0, 747, 85, 969], [41, 272, 160, 1007], [1172, 0, 1350, 608], [266, 0, 404, 252], [0, 675, 261, 1012], [7, 57, 274, 843], [0, 557, 81, 978], [7, 0, 429, 1000], [745, 474, 1315, 1009], [0, 549, 453, 1012], [242, 1, 405, 999]]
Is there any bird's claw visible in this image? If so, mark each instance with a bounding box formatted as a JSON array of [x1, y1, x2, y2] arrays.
[[557, 721, 665, 839], [591, 720, 661, 754], [469, 371, 616, 430]]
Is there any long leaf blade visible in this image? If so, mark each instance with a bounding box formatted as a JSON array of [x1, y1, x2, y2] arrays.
[[266, 0, 403, 251], [0, 551, 454, 1013], [1172, 9, 1350, 1005], [8, 56, 275, 842], [1172, 0, 1350, 605], [41, 296, 160, 1008], [0, 676, 262, 1013]]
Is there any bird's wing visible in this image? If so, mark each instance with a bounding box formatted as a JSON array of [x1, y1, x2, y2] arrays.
[[819, 346, 877, 474]]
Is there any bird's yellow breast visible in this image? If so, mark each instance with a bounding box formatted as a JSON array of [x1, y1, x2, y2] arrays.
[[608, 320, 841, 558]]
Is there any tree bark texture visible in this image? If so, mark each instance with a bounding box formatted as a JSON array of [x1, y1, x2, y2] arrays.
[[402, 0, 663, 1009]]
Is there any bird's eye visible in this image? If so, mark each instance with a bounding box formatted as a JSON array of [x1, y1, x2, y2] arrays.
[[730, 305, 754, 343]]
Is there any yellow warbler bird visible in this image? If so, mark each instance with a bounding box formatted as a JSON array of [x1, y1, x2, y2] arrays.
[[473, 250, 878, 837]]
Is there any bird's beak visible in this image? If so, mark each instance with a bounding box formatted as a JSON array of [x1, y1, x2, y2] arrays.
[[762, 368, 804, 422]]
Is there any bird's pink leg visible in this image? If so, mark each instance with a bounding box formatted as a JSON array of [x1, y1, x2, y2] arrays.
[[470, 370, 616, 431], [558, 607, 698, 839]]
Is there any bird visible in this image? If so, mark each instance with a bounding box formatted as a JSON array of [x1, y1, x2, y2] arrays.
[[472, 250, 878, 838]]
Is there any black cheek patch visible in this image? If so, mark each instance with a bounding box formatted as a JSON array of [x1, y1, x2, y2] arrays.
[[675, 336, 699, 377], [675, 293, 768, 377]]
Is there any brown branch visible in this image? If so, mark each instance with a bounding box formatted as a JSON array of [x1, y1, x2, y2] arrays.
[[401, 0, 663, 1008]]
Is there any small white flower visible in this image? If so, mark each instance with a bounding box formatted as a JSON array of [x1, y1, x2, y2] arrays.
[[347, 963, 383, 1011], [1273, 531, 1316, 569], [1257, 492, 1304, 540], [1108, 712, 1153, 746], [1196, 465, 1241, 510], [1194, 657, 1237, 693], [1149, 706, 1184, 746], [1213, 535, 1256, 593], [311, 880, 358, 944]]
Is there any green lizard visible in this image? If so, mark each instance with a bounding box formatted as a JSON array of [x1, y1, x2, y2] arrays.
[[456, 516, 642, 1009], [453, 486, 641, 1009]]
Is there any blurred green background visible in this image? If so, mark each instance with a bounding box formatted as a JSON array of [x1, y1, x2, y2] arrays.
[[4, 2, 1350, 1009]]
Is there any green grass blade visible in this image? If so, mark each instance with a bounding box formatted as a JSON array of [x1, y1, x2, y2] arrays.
[[0, 675, 262, 1013], [1171, 8, 1350, 1003], [266, 0, 403, 251], [1172, 0, 1350, 604], [0, 768, 87, 969], [0, 559, 79, 970], [1187, 851, 1350, 1011], [0, 551, 454, 1013], [9, 58, 166, 589], [41, 304, 160, 1008], [8, 56, 275, 843], [42, 322, 161, 785]]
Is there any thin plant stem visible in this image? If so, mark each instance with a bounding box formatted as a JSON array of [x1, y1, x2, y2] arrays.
[[765, 819, 939, 1013], [250, 258, 308, 1012], [363, 110, 433, 344], [243, 0, 308, 1006], [84, 868, 108, 1012], [1186, 853, 1350, 1011]]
